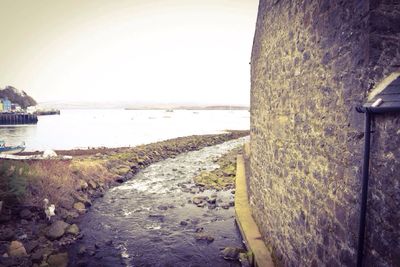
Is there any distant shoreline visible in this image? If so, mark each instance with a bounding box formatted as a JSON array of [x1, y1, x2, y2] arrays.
[[36, 102, 250, 110], [124, 106, 249, 111]]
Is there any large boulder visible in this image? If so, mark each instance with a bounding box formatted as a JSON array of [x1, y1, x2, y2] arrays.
[[8, 241, 27, 257], [46, 220, 70, 240]]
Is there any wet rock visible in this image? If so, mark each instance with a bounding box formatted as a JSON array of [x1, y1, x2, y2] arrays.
[[221, 247, 246, 260], [0, 228, 15, 241], [181, 188, 190, 193], [195, 227, 204, 233], [47, 252, 68, 267], [72, 192, 92, 207], [115, 176, 125, 183], [125, 172, 134, 180], [208, 204, 217, 209], [207, 197, 217, 204], [239, 252, 251, 267], [229, 200, 235, 207], [157, 205, 168, 211], [8, 241, 27, 257], [58, 208, 79, 222], [105, 240, 113, 246], [196, 202, 207, 208], [220, 204, 230, 209], [192, 196, 208, 205], [148, 214, 165, 221], [66, 224, 80, 236], [194, 234, 214, 243], [180, 221, 188, 226], [46, 220, 70, 240], [19, 209, 33, 220], [60, 197, 75, 210], [73, 202, 86, 214]]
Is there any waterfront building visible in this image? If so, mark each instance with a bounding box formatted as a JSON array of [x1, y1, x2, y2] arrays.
[[1, 98, 11, 112], [11, 103, 22, 112]]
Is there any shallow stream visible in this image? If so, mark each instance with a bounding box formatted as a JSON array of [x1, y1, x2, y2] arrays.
[[67, 138, 247, 267]]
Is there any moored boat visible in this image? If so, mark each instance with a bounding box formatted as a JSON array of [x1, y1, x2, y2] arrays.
[[0, 141, 25, 154]]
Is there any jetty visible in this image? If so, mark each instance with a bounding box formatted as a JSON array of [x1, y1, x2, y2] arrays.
[[0, 113, 38, 125]]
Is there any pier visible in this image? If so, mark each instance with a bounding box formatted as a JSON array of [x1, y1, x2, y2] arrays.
[[0, 113, 38, 125]]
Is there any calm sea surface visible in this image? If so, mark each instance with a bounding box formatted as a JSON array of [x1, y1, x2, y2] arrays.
[[0, 109, 249, 151]]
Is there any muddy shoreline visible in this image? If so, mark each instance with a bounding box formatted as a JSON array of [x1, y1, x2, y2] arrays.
[[0, 131, 248, 267]]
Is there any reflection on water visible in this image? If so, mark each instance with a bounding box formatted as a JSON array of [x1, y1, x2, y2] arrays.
[[0, 125, 37, 146], [0, 109, 249, 151]]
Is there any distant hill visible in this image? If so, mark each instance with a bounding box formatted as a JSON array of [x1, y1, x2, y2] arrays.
[[0, 86, 37, 109]]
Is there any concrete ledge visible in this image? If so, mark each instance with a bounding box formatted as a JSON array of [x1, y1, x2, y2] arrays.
[[235, 154, 274, 267]]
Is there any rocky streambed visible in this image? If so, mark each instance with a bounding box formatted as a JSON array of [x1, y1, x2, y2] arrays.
[[0, 132, 249, 267], [67, 137, 248, 267]]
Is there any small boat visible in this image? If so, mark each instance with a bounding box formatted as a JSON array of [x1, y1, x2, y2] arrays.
[[0, 141, 25, 154], [165, 109, 174, 112]]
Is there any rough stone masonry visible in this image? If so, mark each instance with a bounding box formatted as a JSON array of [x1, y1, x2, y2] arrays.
[[249, 0, 400, 266]]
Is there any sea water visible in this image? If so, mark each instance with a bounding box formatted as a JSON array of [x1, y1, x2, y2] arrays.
[[0, 109, 249, 151]]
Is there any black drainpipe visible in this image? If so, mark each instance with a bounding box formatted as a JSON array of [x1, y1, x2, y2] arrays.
[[355, 105, 400, 267], [355, 108, 371, 267]]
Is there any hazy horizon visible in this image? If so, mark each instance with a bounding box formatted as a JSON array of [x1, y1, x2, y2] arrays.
[[0, 0, 258, 105]]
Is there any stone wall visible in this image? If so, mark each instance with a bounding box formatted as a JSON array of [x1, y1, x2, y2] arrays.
[[249, 0, 400, 266]]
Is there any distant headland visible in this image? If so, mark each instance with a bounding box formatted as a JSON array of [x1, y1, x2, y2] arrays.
[[0, 86, 37, 110]]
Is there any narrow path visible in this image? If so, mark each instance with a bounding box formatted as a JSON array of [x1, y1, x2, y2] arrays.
[[68, 138, 247, 267]]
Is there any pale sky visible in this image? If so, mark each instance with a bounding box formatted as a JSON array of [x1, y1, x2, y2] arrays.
[[0, 0, 258, 105]]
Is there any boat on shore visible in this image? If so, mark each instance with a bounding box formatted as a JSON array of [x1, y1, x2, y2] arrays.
[[0, 141, 25, 154]]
